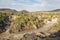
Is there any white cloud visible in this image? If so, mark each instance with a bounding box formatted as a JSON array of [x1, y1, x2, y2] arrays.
[[0, 0, 60, 11]]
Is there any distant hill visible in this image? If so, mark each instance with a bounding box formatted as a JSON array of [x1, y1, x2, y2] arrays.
[[18, 10, 29, 13], [0, 8, 60, 14], [0, 8, 29, 14], [51, 9, 60, 12], [0, 8, 17, 13]]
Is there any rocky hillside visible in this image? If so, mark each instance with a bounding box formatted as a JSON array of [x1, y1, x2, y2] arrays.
[[0, 8, 60, 40], [0, 9, 60, 33]]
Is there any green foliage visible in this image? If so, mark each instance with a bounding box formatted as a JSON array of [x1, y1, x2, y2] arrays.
[[0, 11, 60, 32]]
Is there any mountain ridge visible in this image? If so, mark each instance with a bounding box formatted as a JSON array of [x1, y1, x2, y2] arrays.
[[0, 8, 60, 13]]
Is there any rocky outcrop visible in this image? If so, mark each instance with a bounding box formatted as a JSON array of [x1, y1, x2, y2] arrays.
[[0, 15, 11, 33], [20, 30, 60, 40], [20, 33, 42, 40]]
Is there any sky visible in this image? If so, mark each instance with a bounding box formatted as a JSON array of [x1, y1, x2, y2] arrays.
[[0, 0, 60, 11]]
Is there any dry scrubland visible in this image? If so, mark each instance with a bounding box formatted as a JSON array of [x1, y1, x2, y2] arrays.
[[10, 12, 60, 33], [0, 11, 60, 40]]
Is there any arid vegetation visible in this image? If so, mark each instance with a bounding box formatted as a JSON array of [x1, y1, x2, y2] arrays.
[[0, 9, 60, 40]]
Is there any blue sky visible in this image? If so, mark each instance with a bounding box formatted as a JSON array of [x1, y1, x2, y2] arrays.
[[0, 0, 60, 11]]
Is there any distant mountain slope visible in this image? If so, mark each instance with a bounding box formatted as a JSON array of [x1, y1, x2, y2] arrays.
[[51, 9, 60, 12], [0, 8, 29, 14], [18, 10, 29, 13], [0, 8, 17, 13], [0, 8, 60, 14]]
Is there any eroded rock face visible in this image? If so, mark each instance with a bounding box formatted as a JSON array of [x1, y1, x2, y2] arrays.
[[0, 30, 60, 40], [0, 16, 11, 33], [20, 30, 60, 40], [20, 33, 42, 40]]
